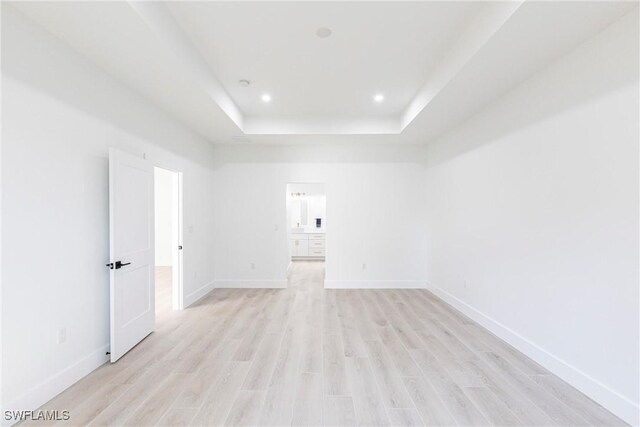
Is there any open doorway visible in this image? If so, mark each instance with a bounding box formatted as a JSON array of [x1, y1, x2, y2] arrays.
[[154, 167, 183, 320], [286, 183, 326, 285]]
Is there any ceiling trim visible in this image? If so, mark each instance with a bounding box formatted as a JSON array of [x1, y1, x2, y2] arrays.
[[400, 1, 524, 131], [126, 0, 526, 136], [128, 1, 244, 131], [243, 116, 401, 135]]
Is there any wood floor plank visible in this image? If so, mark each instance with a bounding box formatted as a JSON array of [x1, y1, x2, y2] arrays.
[[463, 387, 523, 426], [299, 321, 322, 373], [346, 357, 390, 426], [387, 408, 426, 427], [324, 397, 358, 427], [323, 290, 341, 335], [291, 372, 323, 426], [323, 333, 350, 396], [460, 359, 557, 426], [479, 351, 589, 426], [374, 324, 422, 377], [224, 391, 266, 426], [122, 373, 191, 426], [191, 361, 252, 426], [363, 340, 414, 409], [242, 332, 285, 391], [403, 377, 457, 426], [410, 349, 490, 426], [258, 317, 304, 426], [53, 383, 131, 426], [156, 407, 196, 426], [88, 360, 174, 426], [336, 291, 369, 357], [529, 374, 626, 426], [173, 338, 243, 408], [233, 317, 270, 361]]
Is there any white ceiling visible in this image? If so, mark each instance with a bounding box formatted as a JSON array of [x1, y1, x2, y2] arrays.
[[166, 1, 482, 118], [9, 1, 638, 144]]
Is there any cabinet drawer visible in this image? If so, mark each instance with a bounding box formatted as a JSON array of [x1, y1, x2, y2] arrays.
[[309, 234, 325, 240], [308, 248, 325, 257], [309, 239, 325, 248]]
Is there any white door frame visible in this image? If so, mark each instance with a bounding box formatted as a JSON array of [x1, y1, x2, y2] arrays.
[[154, 166, 184, 311], [171, 170, 184, 310]]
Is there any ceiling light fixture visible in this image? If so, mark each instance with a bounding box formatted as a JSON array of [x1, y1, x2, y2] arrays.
[[238, 79, 250, 87], [261, 94, 272, 103], [374, 94, 384, 103], [316, 27, 332, 38]]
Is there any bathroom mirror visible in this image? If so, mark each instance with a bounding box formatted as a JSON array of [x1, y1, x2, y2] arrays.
[[291, 199, 308, 227], [300, 200, 308, 226]]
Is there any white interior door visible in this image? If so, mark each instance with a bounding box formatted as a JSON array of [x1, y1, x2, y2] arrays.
[[108, 148, 155, 362]]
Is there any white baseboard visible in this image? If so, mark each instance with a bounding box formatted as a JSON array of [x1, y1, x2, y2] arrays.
[[324, 280, 427, 289], [426, 282, 639, 426], [3, 345, 109, 426], [213, 279, 287, 289], [184, 280, 215, 307]]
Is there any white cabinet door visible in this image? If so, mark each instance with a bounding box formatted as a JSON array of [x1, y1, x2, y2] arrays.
[[291, 239, 309, 256], [298, 240, 309, 256]]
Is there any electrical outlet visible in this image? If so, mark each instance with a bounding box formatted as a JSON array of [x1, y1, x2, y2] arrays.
[[362, 263, 367, 270], [56, 327, 67, 345], [274, 224, 279, 231], [193, 271, 197, 279], [464, 279, 469, 289], [251, 263, 256, 269]]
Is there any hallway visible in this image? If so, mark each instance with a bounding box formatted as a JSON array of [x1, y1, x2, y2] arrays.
[[28, 261, 624, 426]]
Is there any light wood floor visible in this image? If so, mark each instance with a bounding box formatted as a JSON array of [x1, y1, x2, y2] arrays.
[[27, 261, 625, 426]]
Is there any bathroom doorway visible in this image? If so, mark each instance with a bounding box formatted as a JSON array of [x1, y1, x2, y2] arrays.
[[286, 183, 326, 282]]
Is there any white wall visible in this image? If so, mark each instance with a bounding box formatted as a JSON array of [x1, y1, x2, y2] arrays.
[[424, 10, 638, 424], [1, 6, 217, 414], [212, 145, 428, 289], [154, 168, 173, 266]]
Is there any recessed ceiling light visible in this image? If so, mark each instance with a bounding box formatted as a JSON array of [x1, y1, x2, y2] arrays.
[[261, 94, 272, 103], [374, 94, 384, 103], [316, 27, 332, 38], [238, 79, 250, 87]]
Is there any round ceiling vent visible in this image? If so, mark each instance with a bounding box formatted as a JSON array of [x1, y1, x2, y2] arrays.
[[316, 27, 332, 38], [238, 79, 251, 87]]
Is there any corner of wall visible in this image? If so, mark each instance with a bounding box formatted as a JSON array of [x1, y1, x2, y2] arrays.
[[183, 280, 216, 307]]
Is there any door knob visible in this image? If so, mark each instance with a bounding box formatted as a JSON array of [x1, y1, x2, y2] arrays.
[[106, 261, 131, 270]]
